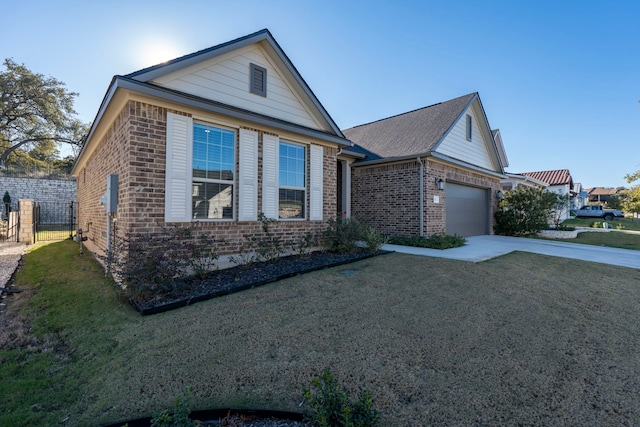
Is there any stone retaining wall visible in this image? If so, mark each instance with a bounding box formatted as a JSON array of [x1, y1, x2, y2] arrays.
[[0, 176, 76, 203]]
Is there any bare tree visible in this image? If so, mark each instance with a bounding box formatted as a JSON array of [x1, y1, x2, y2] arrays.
[[0, 59, 88, 168]]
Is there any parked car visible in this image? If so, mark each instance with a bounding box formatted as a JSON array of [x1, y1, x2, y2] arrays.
[[573, 205, 624, 221]]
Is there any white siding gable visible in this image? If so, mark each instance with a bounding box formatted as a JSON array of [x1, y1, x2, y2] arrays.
[[435, 107, 494, 170], [152, 45, 322, 130]]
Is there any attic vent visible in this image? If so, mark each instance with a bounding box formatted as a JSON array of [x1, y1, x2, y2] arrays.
[[465, 114, 472, 141], [249, 63, 267, 97]]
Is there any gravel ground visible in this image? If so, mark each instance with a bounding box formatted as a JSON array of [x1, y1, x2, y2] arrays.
[[0, 242, 25, 289]]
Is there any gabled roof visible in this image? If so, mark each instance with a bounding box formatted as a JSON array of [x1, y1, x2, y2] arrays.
[[342, 92, 505, 176], [73, 29, 349, 175], [522, 169, 573, 187], [125, 29, 344, 138], [343, 93, 476, 159], [588, 187, 618, 196], [492, 129, 509, 168]]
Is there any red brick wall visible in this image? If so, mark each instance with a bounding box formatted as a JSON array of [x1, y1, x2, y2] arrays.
[[351, 160, 421, 237], [350, 158, 501, 237], [77, 100, 339, 258]]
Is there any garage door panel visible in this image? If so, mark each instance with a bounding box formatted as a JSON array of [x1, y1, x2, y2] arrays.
[[446, 183, 488, 236]]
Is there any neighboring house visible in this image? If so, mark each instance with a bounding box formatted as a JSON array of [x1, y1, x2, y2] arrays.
[[587, 187, 618, 205], [573, 182, 589, 209], [522, 169, 574, 220], [341, 93, 507, 237], [71, 29, 350, 257], [500, 172, 548, 191]]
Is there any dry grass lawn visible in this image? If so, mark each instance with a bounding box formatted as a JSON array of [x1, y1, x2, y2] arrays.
[[4, 242, 640, 426]]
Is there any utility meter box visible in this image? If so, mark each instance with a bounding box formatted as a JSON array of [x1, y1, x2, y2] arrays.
[[100, 174, 118, 213]]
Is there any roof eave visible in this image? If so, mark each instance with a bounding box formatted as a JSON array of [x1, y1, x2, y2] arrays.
[[71, 75, 350, 176], [430, 152, 507, 179], [126, 29, 345, 138]]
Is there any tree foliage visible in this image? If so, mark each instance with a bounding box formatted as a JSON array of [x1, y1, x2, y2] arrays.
[[0, 58, 88, 168], [620, 187, 640, 220], [494, 186, 558, 236], [625, 171, 640, 184]]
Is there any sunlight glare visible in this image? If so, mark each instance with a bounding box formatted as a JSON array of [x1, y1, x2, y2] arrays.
[[134, 37, 185, 68]]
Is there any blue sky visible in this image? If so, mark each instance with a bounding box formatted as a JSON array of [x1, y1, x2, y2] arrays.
[[2, 0, 639, 188]]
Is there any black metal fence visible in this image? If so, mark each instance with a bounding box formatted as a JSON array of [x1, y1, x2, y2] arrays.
[[32, 201, 76, 242], [1, 202, 19, 242]]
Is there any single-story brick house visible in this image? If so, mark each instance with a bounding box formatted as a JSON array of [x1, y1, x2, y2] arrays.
[[341, 93, 508, 237], [71, 29, 350, 257]]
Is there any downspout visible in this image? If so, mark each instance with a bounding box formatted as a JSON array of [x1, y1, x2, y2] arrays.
[[417, 157, 424, 237]]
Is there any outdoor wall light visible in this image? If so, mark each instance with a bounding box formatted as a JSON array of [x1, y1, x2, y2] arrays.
[[435, 178, 445, 191], [496, 190, 504, 199]]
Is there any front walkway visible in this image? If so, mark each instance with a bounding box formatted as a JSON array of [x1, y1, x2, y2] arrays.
[[383, 234, 640, 269]]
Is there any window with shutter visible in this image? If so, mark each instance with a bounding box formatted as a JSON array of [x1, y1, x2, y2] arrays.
[[249, 63, 267, 97], [278, 141, 305, 219], [192, 123, 235, 220]]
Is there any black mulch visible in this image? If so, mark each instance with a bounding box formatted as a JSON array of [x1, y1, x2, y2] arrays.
[[130, 250, 391, 315]]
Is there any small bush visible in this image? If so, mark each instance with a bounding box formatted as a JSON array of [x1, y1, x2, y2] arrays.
[[389, 234, 466, 250], [151, 388, 194, 427], [107, 228, 188, 299], [229, 213, 286, 266], [107, 226, 222, 299], [591, 221, 602, 228], [296, 231, 319, 256], [322, 216, 385, 254], [303, 369, 380, 427]]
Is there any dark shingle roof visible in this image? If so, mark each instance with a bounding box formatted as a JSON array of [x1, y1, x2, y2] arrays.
[[342, 93, 476, 160], [522, 169, 573, 186]]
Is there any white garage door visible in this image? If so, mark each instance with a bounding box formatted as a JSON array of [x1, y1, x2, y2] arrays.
[[446, 183, 489, 236]]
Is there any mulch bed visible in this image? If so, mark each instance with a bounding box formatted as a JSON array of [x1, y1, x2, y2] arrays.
[[130, 250, 390, 315]]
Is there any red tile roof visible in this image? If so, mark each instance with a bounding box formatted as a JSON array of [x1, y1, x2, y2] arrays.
[[522, 169, 573, 187]]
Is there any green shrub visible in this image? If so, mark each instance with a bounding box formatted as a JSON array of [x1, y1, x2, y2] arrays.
[[322, 216, 385, 254], [296, 231, 319, 256], [389, 234, 466, 249], [494, 186, 558, 236], [150, 388, 194, 427], [229, 213, 286, 266], [303, 369, 380, 427]]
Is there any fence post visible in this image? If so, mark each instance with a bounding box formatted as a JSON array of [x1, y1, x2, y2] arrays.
[[18, 199, 34, 244]]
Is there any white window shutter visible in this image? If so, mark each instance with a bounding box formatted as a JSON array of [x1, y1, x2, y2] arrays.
[[262, 134, 279, 219], [165, 112, 193, 222], [309, 145, 324, 220], [238, 129, 258, 221]]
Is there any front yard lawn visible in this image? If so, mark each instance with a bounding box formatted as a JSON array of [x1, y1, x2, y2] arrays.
[[563, 217, 640, 231], [2, 241, 640, 426], [537, 228, 640, 250], [567, 230, 640, 250]]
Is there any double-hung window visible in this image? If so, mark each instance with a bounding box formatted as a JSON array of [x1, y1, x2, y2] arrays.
[[279, 141, 305, 219], [192, 123, 235, 219]]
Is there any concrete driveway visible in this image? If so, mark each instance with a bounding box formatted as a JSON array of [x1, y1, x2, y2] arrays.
[[384, 234, 640, 269]]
